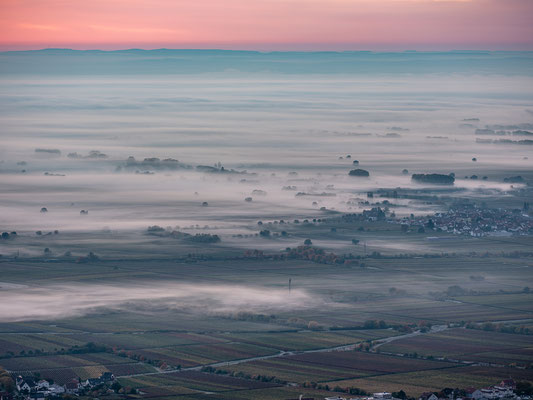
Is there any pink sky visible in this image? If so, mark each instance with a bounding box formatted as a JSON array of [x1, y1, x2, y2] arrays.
[[1, 0, 532, 51]]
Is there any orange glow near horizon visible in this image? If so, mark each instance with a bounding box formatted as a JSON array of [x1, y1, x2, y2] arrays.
[[1, 0, 532, 51]]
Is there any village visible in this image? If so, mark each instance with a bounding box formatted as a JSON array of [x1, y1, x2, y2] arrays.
[[398, 204, 533, 238], [0, 372, 131, 400], [321, 379, 531, 400], [2, 373, 531, 400], [347, 200, 533, 238]]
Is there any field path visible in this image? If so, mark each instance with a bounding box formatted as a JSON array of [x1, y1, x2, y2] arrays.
[[371, 324, 448, 351], [120, 326, 450, 378]]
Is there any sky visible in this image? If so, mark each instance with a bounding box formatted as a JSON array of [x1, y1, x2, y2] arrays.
[[1, 0, 533, 51]]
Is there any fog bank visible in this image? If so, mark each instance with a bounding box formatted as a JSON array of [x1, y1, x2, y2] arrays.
[[0, 282, 316, 322]]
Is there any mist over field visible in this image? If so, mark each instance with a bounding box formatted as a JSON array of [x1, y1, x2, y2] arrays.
[[0, 51, 532, 236], [0, 282, 316, 322]]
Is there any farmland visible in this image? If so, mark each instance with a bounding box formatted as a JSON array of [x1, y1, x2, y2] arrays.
[[329, 366, 533, 396], [1, 237, 532, 399], [1, 184, 533, 398], [378, 328, 533, 366], [1, 45, 533, 400]]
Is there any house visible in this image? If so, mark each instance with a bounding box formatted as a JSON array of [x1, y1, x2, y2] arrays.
[[287, 397, 314, 400], [471, 390, 484, 400], [36, 380, 49, 391], [499, 379, 516, 390], [492, 386, 514, 398], [419, 393, 439, 400], [83, 378, 103, 388], [480, 388, 501, 399], [17, 382, 32, 393], [65, 380, 80, 395], [99, 372, 114, 382], [374, 393, 393, 400], [48, 384, 65, 394], [15, 377, 35, 393]]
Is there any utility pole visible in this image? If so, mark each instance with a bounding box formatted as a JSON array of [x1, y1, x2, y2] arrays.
[[288, 278, 292, 295]]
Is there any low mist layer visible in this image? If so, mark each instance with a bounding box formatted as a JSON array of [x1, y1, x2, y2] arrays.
[[0, 282, 316, 322]]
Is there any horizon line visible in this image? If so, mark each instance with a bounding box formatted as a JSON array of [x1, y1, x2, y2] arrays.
[[3, 47, 533, 55]]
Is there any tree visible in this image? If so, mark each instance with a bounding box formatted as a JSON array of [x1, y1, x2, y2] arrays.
[[349, 169, 370, 177], [516, 381, 533, 396], [0, 367, 15, 393], [411, 173, 454, 185], [304, 238, 312, 245], [392, 390, 408, 399], [363, 320, 378, 329]]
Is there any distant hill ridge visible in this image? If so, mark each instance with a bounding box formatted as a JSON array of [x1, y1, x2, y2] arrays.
[[1, 49, 532, 75]]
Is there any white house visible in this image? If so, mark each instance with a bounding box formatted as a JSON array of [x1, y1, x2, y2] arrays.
[[36, 380, 49, 391], [48, 384, 65, 394]]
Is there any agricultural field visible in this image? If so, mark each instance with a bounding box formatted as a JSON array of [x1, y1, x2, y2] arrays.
[[1, 196, 533, 398], [219, 351, 459, 384], [213, 329, 392, 352], [329, 366, 533, 397], [379, 328, 533, 367]]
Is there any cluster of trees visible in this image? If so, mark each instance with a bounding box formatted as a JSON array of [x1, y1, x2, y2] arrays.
[[362, 319, 389, 329], [302, 381, 370, 396], [187, 233, 221, 243], [428, 285, 473, 300], [516, 381, 533, 396], [116, 349, 174, 370], [411, 173, 455, 185], [200, 366, 287, 385], [0, 367, 14, 393], [109, 382, 138, 396], [283, 317, 325, 331], [259, 229, 271, 237], [283, 245, 356, 265], [242, 246, 359, 265], [76, 252, 100, 263], [348, 168, 370, 177], [224, 312, 276, 323], [1, 342, 109, 360], [146, 226, 221, 243], [124, 156, 190, 170], [80, 379, 137, 398], [466, 321, 531, 336], [504, 175, 525, 183]]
